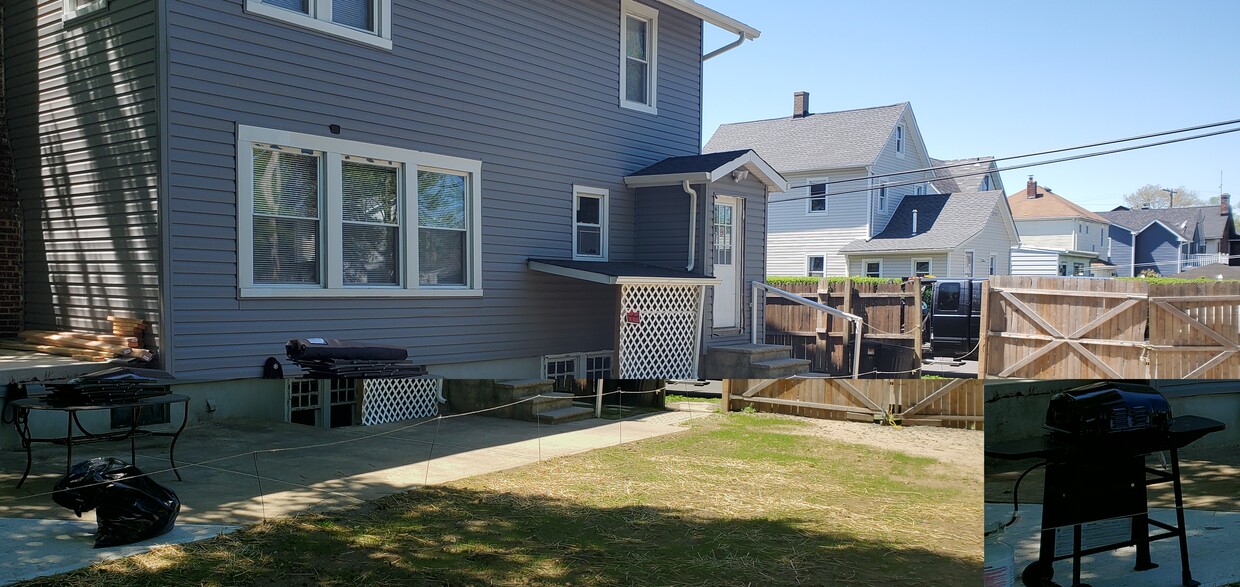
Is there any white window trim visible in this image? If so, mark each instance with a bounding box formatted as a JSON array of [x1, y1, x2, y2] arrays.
[[863, 259, 883, 278], [895, 125, 905, 157], [989, 253, 997, 276], [620, 0, 659, 115], [63, 0, 108, 21], [544, 351, 614, 380], [964, 250, 975, 278], [237, 125, 483, 298], [912, 258, 932, 277], [572, 185, 609, 261], [245, 0, 394, 50], [806, 178, 828, 214], [877, 184, 887, 212], [807, 255, 825, 277]]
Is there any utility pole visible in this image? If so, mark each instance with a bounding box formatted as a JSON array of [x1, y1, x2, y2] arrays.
[[1161, 187, 1178, 208]]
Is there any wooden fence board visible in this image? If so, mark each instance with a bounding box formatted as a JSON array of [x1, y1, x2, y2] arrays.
[[729, 379, 983, 430]]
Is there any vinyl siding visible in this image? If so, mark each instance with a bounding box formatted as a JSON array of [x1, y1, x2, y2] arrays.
[[164, 0, 704, 378], [846, 254, 948, 279], [766, 169, 869, 276], [1134, 223, 1183, 277], [869, 109, 935, 235], [1010, 249, 1060, 276], [1015, 218, 1077, 250], [4, 0, 163, 340], [1108, 226, 1134, 277], [958, 209, 1018, 277]]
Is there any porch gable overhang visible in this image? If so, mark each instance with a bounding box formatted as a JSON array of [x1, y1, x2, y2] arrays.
[[528, 259, 721, 286], [624, 150, 788, 193]]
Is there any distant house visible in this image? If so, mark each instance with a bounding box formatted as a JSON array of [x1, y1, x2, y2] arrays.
[[1096, 195, 1238, 276], [930, 157, 1005, 195], [838, 191, 1019, 278], [3, 0, 791, 382], [706, 94, 983, 278], [1174, 263, 1240, 280], [1007, 178, 1110, 276]]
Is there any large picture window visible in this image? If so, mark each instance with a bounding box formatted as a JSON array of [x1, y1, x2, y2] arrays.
[[620, 0, 658, 114], [246, 0, 392, 49], [238, 126, 482, 298]]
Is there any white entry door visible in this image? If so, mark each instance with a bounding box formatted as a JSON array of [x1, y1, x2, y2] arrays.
[[712, 197, 739, 329]]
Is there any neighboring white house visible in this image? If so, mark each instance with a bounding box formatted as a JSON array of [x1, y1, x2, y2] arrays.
[[705, 94, 938, 277], [930, 156, 1005, 195], [838, 191, 1019, 278], [1007, 177, 1111, 276]]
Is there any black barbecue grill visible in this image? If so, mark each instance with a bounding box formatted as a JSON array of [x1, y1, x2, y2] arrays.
[[285, 338, 427, 379], [986, 381, 1225, 587]]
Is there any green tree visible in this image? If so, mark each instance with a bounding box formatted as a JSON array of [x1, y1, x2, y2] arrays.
[[1122, 184, 1203, 209]]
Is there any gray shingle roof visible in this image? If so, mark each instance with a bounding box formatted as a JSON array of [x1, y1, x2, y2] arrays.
[[930, 157, 995, 194], [840, 191, 1007, 253], [704, 103, 908, 173], [1095, 207, 1206, 240]]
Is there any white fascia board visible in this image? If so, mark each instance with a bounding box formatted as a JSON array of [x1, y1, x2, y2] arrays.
[[707, 151, 789, 193], [653, 0, 760, 39], [528, 261, 719, 286], [624, 172, 711, 188], [616, 275, 721, 285]]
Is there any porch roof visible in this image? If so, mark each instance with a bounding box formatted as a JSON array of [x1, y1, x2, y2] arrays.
[[528, 259, 721, 286], [623, 149, 788, 192]]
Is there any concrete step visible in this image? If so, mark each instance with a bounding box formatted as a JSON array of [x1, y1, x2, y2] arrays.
[[701, 343, 798, 379], [535, 405, 596, 425], [532, 391, 576, 413], [495, 379, 555, 399], [750, 357, 812, 378], [709, 343, 791, 363]]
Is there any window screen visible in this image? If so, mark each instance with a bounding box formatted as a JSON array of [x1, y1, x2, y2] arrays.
[[342, 159, 399, 285], [809, 183, 827, 212], [418, 170, 468, 286], [332, 0, 374, 30], [253, 147, 321, 284], [625, 16, 650, 104]]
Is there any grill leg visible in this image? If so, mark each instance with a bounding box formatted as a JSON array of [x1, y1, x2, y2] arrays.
[[1133, 512, 1158, 570], [1170, 448, 1199, 587], [1070, 523, 1092, 587]]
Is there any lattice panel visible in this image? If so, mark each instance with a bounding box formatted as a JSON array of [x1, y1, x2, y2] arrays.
[[361, 377, 442, 426], [618, 284, 703, 379]]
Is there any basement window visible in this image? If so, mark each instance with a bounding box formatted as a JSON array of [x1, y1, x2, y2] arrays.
[[545, 352, 614, 392]]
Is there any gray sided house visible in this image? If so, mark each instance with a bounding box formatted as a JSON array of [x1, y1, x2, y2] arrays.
[[838, 191, 1018, 279], [3, 0, 782, 382], [1097, 200, 1238, 277]]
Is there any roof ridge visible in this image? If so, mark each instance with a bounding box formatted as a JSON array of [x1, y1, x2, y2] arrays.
[[714, 101, 909, 128]]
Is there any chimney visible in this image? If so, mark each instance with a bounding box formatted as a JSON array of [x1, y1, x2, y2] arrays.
[[1025, 176, 1039, 199], [912, 209, 918, 235], [1222, 193, 1231, 216], [793, 91, 809, 118]]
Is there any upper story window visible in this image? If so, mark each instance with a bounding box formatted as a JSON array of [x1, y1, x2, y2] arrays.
[[573, 186, 609, 260], [64, 0, 108, 20], [895, 125, 905, 156], [238, 126, 482, 298], [964, 250, 975, 277], [980, 175, 991, 191], [807, 180, 827, 213], [246, 0, 393, 50], [621, 0, 659, 114], [914, 184, 925, 195], [877, 184, 888, 212], [989, 254, 997, 275]]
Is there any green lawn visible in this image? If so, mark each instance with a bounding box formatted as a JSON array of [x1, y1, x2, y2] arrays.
[[19, 413, 981, 586]]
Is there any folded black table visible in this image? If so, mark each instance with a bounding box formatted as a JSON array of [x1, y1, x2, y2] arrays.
[[9, 394, 189, 488], [986, 415, 1225, 587]]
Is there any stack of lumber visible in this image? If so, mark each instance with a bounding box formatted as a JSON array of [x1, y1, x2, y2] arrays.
[[0, 321, 154, 362], [108, 316, 148, 338]]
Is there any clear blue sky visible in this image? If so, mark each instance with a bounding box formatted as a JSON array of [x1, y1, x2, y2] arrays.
[[701, 1, 1240, 211]]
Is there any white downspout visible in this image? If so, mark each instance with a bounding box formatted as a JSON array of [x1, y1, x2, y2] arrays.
[[703, 32, 746, 61], [683, 180, 698, 271]]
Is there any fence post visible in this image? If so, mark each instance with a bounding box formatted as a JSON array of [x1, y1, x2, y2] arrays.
[[977, 279, 991, 380], [721, 379, 733, 413], [911, 277, 923, 367]]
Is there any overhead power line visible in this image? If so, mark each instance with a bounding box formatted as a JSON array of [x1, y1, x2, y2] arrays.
[[815, 116, 1240, 187], [776, 124, 1240, 203]]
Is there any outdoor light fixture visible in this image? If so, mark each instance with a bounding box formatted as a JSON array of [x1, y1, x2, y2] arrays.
[[732, 169, 749, 182]]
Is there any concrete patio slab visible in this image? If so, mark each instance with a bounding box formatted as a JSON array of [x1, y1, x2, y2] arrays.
[[985, 503, 1240, 587], [0, 411, 693, 584]]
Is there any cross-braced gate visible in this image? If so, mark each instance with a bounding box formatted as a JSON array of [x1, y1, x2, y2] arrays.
[[617, 284, 705, 379]]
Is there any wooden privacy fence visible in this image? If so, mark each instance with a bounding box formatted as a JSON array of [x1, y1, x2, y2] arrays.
[[724, 378, 982, 429], [764, 278, 922, 375], [983, 276, 1240, 379]]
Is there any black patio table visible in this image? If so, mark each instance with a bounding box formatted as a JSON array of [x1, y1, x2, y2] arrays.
[[9, 394, 190, 488], [986, 414, 1225, 587]]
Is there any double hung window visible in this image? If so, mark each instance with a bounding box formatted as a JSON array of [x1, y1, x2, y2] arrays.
[[247, 0, 392, 48], [239, 126, 481, 298], [621, 1, 659, 113]]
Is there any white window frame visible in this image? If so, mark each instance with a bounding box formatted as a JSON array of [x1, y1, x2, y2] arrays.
[[620, 0, 659, 115], [877, 184, 888, 212], [572, 185, 609, 261], [863, 259, 882, 278], [895, 125, 905, 156], [544, 351, 614, 381], [63, 0, 108, 21], [807, 256, 825, 277], [912, 258, 932, 278], [806, 179, 828, 214], [989, 253, 997, 276], [980, 175, 991, 191], [245, 0, 393, 50], [237, 125, 483, 298], [964, 250, 975, 278]]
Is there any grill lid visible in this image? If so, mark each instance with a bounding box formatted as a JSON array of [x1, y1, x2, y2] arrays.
[[1045, 381, 1172, 439]]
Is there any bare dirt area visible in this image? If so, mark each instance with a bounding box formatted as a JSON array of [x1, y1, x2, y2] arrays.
[[753, 413, 983, 471]]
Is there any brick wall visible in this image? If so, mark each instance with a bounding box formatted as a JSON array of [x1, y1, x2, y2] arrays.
[[0, 3, 24, 336]]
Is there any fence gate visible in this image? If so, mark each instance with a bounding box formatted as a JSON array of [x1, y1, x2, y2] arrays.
[[1148, 281, 1240, 379], [983, 276, 1150, 379], [617, 284, 705, 379], [725, 378, 982, 429]]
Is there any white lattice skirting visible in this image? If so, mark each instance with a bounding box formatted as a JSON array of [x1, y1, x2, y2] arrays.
[[361, 377, 443, 426], [618, 284, 704, 379]]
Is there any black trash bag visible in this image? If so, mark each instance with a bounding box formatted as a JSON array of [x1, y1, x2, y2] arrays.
[[52, 457, 180, 548]]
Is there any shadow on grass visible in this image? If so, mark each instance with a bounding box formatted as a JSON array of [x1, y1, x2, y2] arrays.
[[16, 483, 980, 587]]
